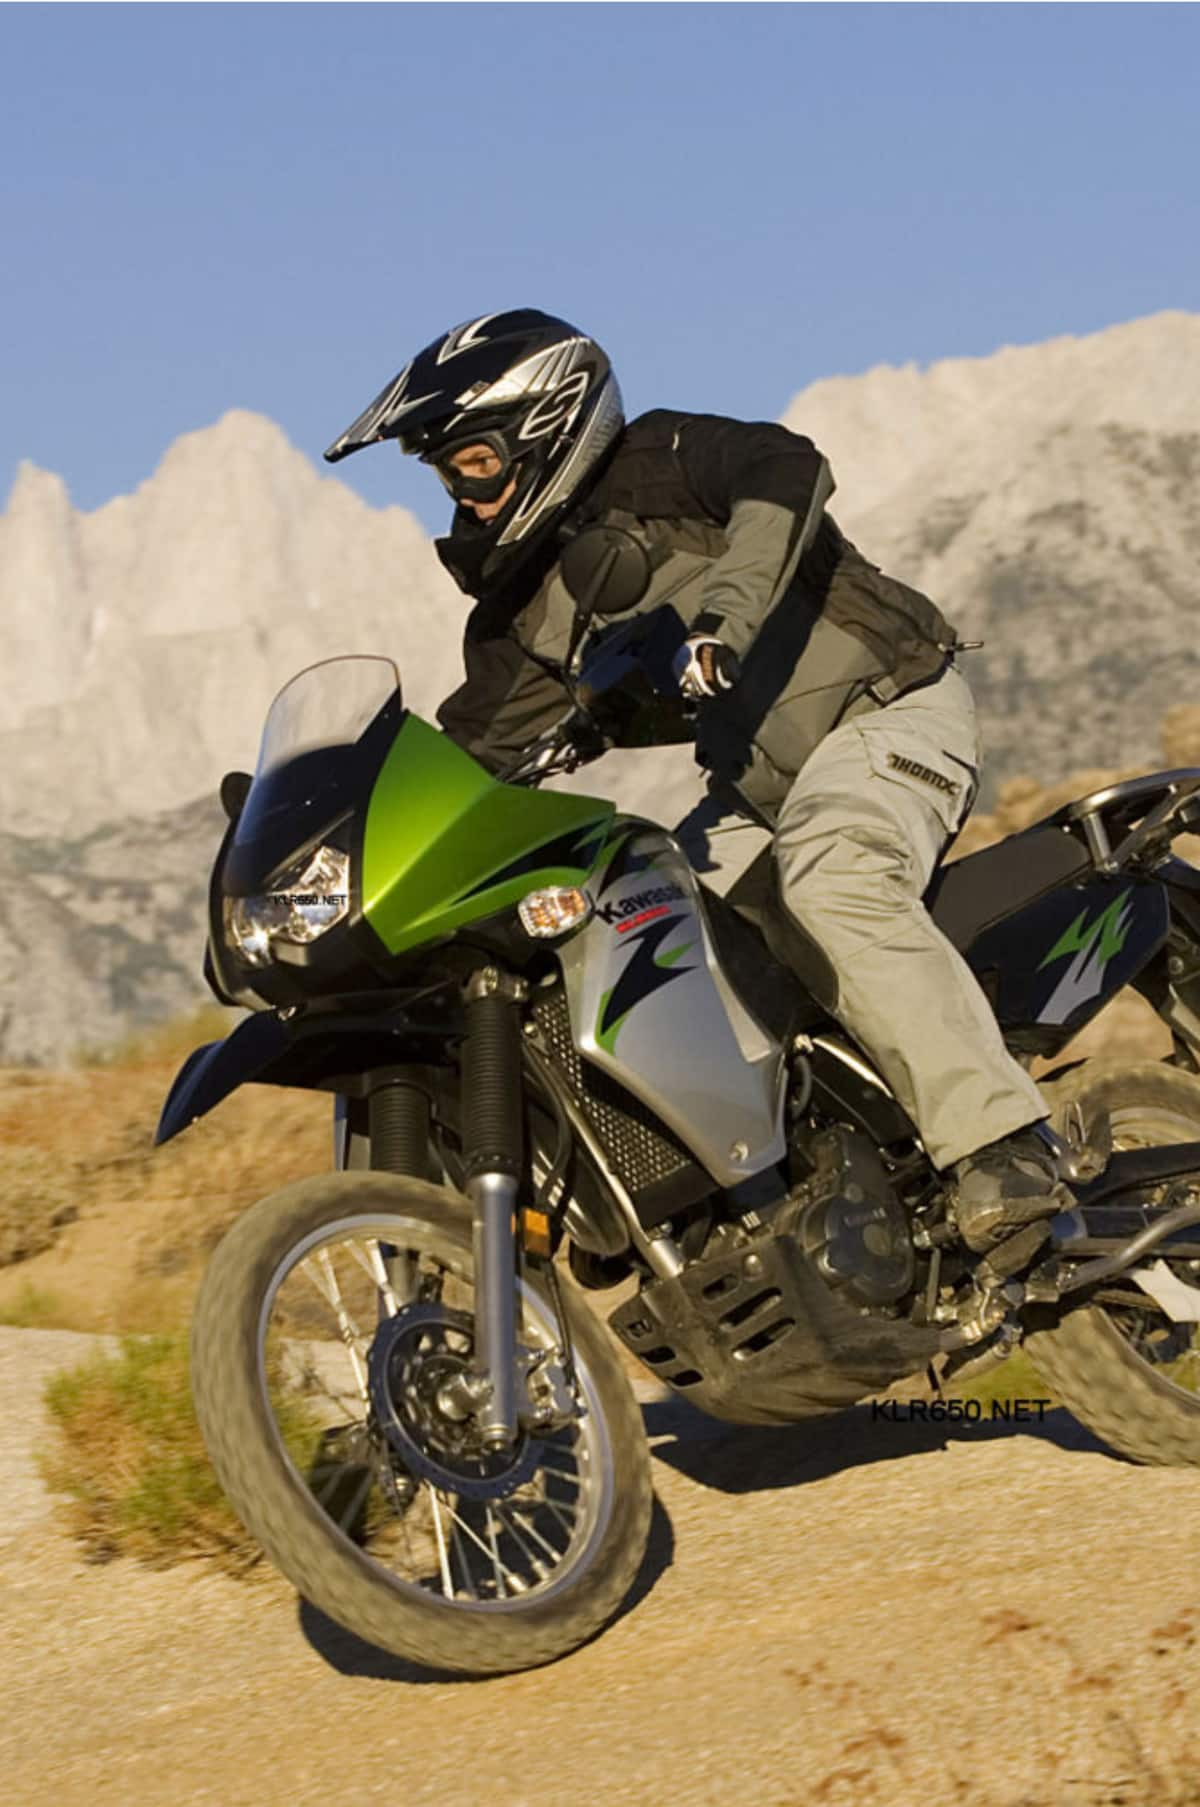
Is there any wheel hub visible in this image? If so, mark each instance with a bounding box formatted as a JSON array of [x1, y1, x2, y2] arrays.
[[367, 1302, 541, 1502]]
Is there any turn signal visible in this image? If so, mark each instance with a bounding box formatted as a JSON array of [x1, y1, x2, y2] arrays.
[[518, 886, 592, 939]]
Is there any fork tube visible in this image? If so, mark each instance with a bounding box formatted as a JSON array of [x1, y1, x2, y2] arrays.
[[461, 969, 526, 1449]]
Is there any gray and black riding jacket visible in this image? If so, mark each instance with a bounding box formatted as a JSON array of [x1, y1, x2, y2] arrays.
[[436, 410, 960, 817]]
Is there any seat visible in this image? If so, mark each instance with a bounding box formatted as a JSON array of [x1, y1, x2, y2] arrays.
[[719, 820, 1090, 985], [922, 821, 1091, 950]]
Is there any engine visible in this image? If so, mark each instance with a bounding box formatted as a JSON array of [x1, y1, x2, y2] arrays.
[[608, 1120, 933, 1425], [790, 1125, 916, 1308]]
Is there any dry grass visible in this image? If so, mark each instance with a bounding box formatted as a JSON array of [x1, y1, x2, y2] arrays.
[[0, 1007, 329, 1332], [39, 1329, 333, 1575], [0, 1144, 80, 1265], [39, 1332, 264, 1572], [0, 1282, 66, 1327]]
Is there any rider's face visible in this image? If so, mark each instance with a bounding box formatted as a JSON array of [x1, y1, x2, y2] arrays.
[[446, 444, 518, 521]]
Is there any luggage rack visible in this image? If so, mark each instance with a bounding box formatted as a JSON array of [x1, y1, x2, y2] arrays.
[[1046, 769, 1200, 875]]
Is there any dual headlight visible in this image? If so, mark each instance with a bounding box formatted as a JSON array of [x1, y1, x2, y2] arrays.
[[225, 860, 591, 971], [224, 843, 351, 969]]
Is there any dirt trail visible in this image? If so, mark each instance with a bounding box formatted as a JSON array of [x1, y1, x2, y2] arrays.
[[4, 1325, 1199, 1807]]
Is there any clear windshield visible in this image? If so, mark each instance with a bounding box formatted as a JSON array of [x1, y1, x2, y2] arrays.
[[254, 655, 401, 779]]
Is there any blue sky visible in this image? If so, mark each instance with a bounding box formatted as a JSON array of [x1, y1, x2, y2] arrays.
[[3, 3, 1197, 532]]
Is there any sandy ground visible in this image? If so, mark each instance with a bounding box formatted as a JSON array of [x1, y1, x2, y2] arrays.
[[4, 1326, 1200, 1807]]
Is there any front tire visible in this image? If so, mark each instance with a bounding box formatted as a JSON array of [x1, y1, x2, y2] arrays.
[[191, 1171, 652, 1675], [1024, 1059, 1200, 1466]]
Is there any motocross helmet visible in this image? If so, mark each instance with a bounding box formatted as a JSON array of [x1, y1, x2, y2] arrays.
[[324, 309, 624, 592]]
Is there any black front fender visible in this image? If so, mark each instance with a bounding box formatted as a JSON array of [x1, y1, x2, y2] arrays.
[[155, 1001, 458, 1145]]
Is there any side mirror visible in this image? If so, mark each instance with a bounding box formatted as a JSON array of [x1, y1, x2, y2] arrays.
[[560, 525, 652, 621], [220, 770, 253, 822]]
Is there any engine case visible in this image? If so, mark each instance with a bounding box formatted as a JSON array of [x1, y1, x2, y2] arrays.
[[796, 1128, 916, 1307], [609, 1221, 939, 1426]]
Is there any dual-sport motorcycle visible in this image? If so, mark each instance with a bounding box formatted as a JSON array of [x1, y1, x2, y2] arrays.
[[160, 526, 1200, 1676]]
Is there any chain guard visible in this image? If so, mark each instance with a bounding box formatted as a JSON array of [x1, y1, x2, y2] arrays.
[[367, 1301, 541, 1503]]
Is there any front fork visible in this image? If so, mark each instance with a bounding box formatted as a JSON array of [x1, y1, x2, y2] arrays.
[[459, 967, 528, 1450], [330, 967, 536, 1451]]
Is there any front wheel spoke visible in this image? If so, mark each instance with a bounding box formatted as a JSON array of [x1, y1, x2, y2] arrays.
[[504, 1503, 564, 1566], [427, 1487, 455, 1597], [448, 1517, 480, 1600], [537, 1455, 584, 1487], [494, 1504, 553, 1579], [346, 1237, 400, 1319], [442, 1497, 516, 1584], [303, 1249, 369, 1399], [334, 1465, 377, 1533], [541, 1496, 578, 1537], [310, 1445, 366, 1510]]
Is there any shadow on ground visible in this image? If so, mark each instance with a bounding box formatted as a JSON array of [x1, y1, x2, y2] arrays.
[[298, 1393, 1118, 1681], [299, 1475, 676, 1683], [644, 1394, 1119, 1495]]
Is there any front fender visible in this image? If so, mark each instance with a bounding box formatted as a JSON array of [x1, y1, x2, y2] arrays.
[[155, 1001, 457, 1145]]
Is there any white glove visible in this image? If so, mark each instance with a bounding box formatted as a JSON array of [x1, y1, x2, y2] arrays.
[[671, 634, 741, 700]]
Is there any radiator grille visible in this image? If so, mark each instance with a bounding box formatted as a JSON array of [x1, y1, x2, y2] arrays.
[[530, 985, 699, 1200]]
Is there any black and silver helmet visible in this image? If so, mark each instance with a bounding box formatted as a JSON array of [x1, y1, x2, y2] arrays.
[[324, 309, 624, 590]]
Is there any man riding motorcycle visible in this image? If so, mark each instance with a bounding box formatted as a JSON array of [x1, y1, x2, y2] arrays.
[[325, 307, 1070, 1250]]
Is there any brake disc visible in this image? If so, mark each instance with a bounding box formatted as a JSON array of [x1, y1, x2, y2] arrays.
[[367, 1302, 541, 1502]]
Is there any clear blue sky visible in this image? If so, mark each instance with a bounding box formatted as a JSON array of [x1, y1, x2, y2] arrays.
[[3, 3, 1197, 533]]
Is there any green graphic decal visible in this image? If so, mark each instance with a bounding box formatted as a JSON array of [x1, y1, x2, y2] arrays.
[[1038, 890, 1133, 974], [595, 925, 697, 1054]]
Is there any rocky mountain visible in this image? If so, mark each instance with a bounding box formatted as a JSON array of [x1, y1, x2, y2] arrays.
[[0, 797, 226, 1067], [5, 310, 1200, 1062], [781, 310, 1200, 788], [0, 411, 467, 837]]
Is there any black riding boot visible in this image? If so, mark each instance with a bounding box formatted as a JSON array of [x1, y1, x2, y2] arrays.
[[950, 1124, 1073, 1252]]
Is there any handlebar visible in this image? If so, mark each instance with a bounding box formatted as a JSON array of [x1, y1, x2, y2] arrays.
[[497, 607, 694, 788]]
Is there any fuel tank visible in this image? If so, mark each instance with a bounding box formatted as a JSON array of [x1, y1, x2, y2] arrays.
[[559, 823, 787, 1188]]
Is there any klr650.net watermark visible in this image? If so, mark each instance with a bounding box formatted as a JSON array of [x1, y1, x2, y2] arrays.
[[871, 1397, 1053, 1424]]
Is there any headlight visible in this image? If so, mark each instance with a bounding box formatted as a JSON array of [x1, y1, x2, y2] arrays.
[[224, 844, 351, 968], [518, 886, 593, 939]]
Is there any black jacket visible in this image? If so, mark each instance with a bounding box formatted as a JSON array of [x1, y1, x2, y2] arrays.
[[437, 410, 959, 814]]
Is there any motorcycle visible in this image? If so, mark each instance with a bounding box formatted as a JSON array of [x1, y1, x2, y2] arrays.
[[160, 526, 1200, 1675]]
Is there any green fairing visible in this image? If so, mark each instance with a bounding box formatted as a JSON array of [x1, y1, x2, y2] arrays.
[[361, 714, 613, 954]]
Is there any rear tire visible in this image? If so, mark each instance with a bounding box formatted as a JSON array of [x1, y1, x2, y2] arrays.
[[191, 1170, 652, 1675], [1024, 1059, 1200, 1465]]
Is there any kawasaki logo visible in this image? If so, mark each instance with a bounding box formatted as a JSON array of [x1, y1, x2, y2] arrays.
[[1037, 890, 1135, 1026], [596, 883, 686, 926]]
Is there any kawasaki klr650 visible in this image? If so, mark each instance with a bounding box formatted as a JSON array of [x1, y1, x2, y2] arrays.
[[161, 530, 1200, 1676]]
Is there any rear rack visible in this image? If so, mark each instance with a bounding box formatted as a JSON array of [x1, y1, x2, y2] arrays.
[[1046, 769, 1200, 875]]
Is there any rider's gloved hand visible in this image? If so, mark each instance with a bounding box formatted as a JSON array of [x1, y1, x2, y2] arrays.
[[559, 709, 609, 768], [671, 635, 742, 700]]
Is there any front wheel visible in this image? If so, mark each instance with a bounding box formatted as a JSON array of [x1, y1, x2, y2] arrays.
[[190, 1171, 652, 1675], [1024, 1060, 1200, 1466]]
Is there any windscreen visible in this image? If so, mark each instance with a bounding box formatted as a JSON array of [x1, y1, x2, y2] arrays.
[[229, 655, 403, 882], [253, 655, 401, 780]]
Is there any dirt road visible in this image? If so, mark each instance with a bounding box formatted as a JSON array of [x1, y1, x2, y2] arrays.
[[4, 1326, 1199, 1807]]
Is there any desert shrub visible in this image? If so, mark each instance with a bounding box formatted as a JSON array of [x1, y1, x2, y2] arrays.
[[0, 1145, 79, 1266], [0, 1282, 65, 1326], [40, 1332, 267, 1572]]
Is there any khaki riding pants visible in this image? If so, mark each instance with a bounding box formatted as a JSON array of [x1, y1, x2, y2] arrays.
[[674, 665, 1048, 1169]]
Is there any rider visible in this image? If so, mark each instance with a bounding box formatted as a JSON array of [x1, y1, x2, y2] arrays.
[[325, 308, 1070, 1251]]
